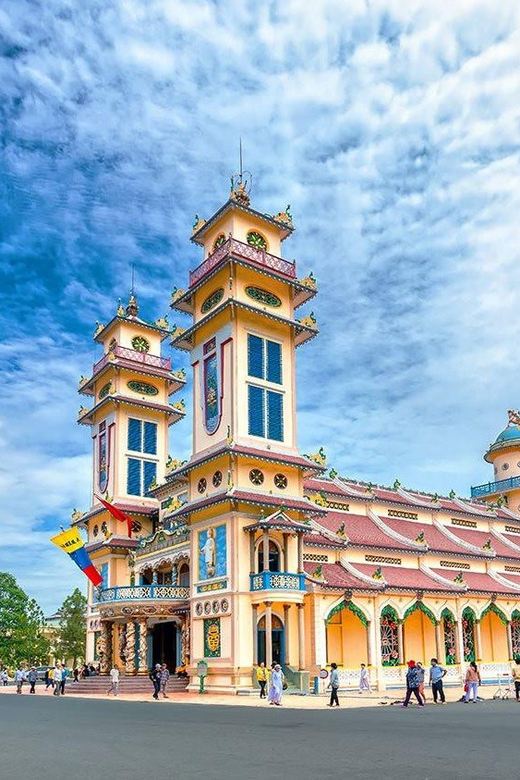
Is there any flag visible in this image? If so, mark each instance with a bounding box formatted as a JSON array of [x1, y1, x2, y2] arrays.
[[95, 495, 132, 537], [51, 528, 103, 587]]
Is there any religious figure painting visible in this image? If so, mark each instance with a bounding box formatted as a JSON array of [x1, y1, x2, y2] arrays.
[[199, 524, 226, 580], [203, 352, 220, 434]]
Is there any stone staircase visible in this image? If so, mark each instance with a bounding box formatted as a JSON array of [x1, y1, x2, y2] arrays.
[[66, 675, 189, 695]]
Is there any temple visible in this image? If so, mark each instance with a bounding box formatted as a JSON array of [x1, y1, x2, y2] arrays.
[[73, 175, 520, 692]]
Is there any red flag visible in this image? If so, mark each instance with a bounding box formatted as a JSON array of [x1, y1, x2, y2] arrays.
[[95, 495, 132, 537]]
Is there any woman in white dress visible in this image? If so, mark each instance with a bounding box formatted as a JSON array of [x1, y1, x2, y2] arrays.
[[268, 664, 284, 706]]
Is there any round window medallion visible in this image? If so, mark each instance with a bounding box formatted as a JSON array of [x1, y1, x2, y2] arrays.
[[249, 468, 264, 486], [213, 233, 226, 250], [131, 336, 150, 353], [502, 463, 510, 471], [98, 382, 112, 399], [221, 598, 229, 613], [201, 288, 224, 314], [195, 603, 203, 616], [198, 478, 207, 494], [127, 380, 158, 396], [101, 521, 108, 535], [204, 601, 211, 614], [212, 471, 223, 487], [246, 231, 268, 250], [245, 286, 282, 308], [212, 600, 220, 614], [274, 473, 288, 489], [108, 338, 117, 352], [93, 525, 99, 537]]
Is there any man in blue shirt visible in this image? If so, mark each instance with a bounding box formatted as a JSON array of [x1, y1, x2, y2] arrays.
[[429, 657, 447, 703]]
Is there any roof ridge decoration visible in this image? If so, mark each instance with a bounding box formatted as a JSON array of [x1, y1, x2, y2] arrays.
[[432, 519, 495, 557], [451, 496, 492, 517], [339, 558, 386, 589], [309, 518, 348, 545], [488, 569, 520, 591], [396, 486, 432, 508], [491, 527, 520, 552], [368, 509, 428, 551], [306, 447, 327, 468], [331, 477, 374, 499], [495, 505, 520, 521], [420, 562, 467, 591]]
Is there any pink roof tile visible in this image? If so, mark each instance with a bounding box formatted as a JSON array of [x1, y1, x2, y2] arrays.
[[502, 533, 520, 549], [351, 563, 457, 592], [303, 562, 379, 590], [316, 512, 417, 550], [447, 527, 517, 558], [430, 568, 519, 594], [383, 518, 465, 554], [303, 532, 346, 549]]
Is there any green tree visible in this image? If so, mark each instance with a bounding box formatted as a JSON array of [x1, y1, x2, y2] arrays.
[[56, 588, 87, 667], [0, 572, 50, 667]]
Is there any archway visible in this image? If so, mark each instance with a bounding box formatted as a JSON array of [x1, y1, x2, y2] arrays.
[[462, 607, 476, 662], [257, 540, 281, 572], [325, 601, 368, 667], [441, 608, 457, 665], [402, 602, 436, 664], [257, 614, 285, 666], [480, 604, 508, 662], [380, 606, 400, 666]]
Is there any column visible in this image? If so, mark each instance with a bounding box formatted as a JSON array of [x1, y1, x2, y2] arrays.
[[297, 533, 304, 574], [455, 619, 464, 664], [137, 619, 149, 675], [283, 604, 291, 666], [249, 532, 256, 575], [366, 620, 373, 666], [125, 621, 137, 675], [152, 570, 158, 585], [475, 619, 482, 661], [252, 604, 258, 666], [435, 621, 442, 661], [282, 534, 289, 571], [507, 621, 514, 661], [397, 620, 404, 665], [265, 602, 273, 668], [262, 529, 269, 572], [298, 603, 305, 670], [99, 621, 112, 674]]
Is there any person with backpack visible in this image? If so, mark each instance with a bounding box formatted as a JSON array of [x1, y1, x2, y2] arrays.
[[327, 662, 340, 707], [402, 660, 425, 707]]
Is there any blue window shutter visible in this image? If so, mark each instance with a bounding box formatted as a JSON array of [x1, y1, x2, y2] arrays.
[[248, 334, 264, 379], [267, 391, 283, 441], [248, 385, 265, 437], [144, 461, 157, 493], [127, 458, 142, 495], [266, 340, 282, 384], [128, 419, 142, 452], [143, 422, 157, 455]]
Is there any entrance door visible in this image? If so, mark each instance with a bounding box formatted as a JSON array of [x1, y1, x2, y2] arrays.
[[152, 622, 177, 669], [257, 615, 285, 666]]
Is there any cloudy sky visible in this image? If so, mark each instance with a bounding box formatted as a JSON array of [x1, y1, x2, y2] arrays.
[[1, 0, 520, 612]]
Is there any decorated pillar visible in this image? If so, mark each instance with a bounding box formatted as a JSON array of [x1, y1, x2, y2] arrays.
[[137, 619, 149, 675], [283, 604, 290, 666], [125, 621, 137, 675], [298, 603, 305, 670], [116, 622, 127, 666], [152, 570, 159, 585], [282, 534, 289, 571], [265, 601, 273, 668], [252, 604, 258, 666], [397, 620, 404, 665], [434, 621, 442, 661], [366, 620, 373, 666], [507, 621, 514, 661], [297, 534, 304, 574], [99, 621, 113, 674], [249, 532, 256, 575], [181, 616, 190, 665], [262, 529, 269, 572], [455, 619, 464, 665], [475, 620, 482, 661]]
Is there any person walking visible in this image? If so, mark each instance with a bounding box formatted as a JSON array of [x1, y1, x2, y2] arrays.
[[107, 664, 120, 696], [327, 662, 340, 707], [511, 657, 520, 702], [268, 664, 284, 706], [429, 658, 447, 704], [149, 664, 161, 700], [160, 664, 170, 698], [402, 660, 425, 707], [464, 661, 481, 703], [358, 663, 371, 693], [416, 662, 426, 703], [60, 666, 68, 695], [257, 662, 268, 699], [45, 667, 54, 691], [14, 666, 25, 694], [53, 664, 62, 696], [27, 667, 38, 694], [1, 669, 8, 686], [73, 668, 79, 683]]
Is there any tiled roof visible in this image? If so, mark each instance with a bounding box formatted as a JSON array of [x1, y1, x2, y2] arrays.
[[351, 563, 458, 592], [304, 478, 352, 497], [166, 489, 322, 520], [86, 537, 139, 553], [243, 510, 309, 533], [383, 518, 472, 555], [430, 568, 520, 594], [501, 532, 520, 549], [316, 512, 417, 551], [495, 571, 520, 589], [303, 532, 347, 549], [80, 502, 158, 523], [447, 527, 516, 558], [303, 562, 380, 590]]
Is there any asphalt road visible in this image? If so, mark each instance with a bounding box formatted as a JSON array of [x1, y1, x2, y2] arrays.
[[1, 695, 517, 780]]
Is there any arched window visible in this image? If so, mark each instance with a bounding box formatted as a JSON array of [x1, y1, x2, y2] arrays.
[[257, 540, 281, 573], [441, 608, 457, 665], [258, 614, 283, 630], [380, 606, 399, 666], [179, 564, 190, 587], [462, 607, 476, 662]]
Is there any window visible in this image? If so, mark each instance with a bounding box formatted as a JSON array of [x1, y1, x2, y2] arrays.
[[257, 541, 281, 572], [248, 386, 284, 441], [127, 419, 157, 455], [247, 334, 282, 384], [179, 564, 190, 587], [127, 457, 157, 496]]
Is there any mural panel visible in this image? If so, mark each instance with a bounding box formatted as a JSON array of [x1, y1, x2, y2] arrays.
[[199, 524, 227, 580]]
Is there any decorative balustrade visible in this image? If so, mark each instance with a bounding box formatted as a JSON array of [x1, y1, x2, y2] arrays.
[[189, 238, 296, 287], [471, 475, 520, 497], [94, 585, 189, 603], [249, 571, 306, 592], [92, 345, 172, 375]]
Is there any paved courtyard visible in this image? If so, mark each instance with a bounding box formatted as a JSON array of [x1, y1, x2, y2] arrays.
[[1, 692, 518, 779]]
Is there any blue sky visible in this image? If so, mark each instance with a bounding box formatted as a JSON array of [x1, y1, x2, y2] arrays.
[[1, 0, 520, 612]]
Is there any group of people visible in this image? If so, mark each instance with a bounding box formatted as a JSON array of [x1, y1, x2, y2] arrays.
[[44, 664, 69, 696], [256, 662, 286, 705]]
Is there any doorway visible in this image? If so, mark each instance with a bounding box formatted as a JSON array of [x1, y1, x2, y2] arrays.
[[151, 621, 177, 669], [257, 614, 285, 666]]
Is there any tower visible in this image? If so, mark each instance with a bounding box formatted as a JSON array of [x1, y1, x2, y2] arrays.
[[76, 293, 186, 664], [471, 409, 520, 510], [168, 174, 324, 691]]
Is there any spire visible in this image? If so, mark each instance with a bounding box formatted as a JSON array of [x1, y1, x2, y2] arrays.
[[230, 138, 252, 206]]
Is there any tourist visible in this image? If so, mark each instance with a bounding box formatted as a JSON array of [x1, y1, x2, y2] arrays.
[[160, 664, 170, 698], [107, 664, 120, 696], [14, 666, 25, 694], [1, 669, 8, 686], [358, 663, 371, 693], [268, 664, 284, 706], [464, 661, 481, 703], [257, 662, 268, 699], [60, 665, 68, 695], [82, 664, 89, 678], [429, 658, 447, 704], [327, 662, 340, 707], [73, 667, 79, 682], [53, 664, 63, 696], [89, 664, 96, 676], [45, 667, 54, 690], [511, 657, 520, 702], [416, 662, 426, 703], [176, 662, 188, 679], [149, 664, 162, 700], [27, 667, 38, 694], [402, 660, 424, 707]]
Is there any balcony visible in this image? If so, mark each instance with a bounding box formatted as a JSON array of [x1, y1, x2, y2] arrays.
[[471, 475, 520, 498], [94, 585, 189, 603], [250, 572, 306, 592], [189, 237, 296, 287], [93, 345, 172, 376]]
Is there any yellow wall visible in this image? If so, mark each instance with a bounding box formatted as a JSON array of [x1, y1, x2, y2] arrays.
[[403, 610, 436, 664], [480, 611, 508, 662], [326, 607, 367, 667]]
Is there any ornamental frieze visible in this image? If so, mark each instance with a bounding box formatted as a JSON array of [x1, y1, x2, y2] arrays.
[[99, 603, 183, 620]]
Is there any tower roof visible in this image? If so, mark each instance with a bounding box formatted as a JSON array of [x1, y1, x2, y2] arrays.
[[484, 411, 520, 462], [191, 198, 294, 246]]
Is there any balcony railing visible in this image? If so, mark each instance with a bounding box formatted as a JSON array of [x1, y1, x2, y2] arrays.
[[93, 345, 172, 375], [94, 585, 189, 603], [250, 571, 306, 592], [471, 475, 520, 498], [190, 238, 296, 287]]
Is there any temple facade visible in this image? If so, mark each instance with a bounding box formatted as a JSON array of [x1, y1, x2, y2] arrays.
[[73, 178, 520, 692]]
